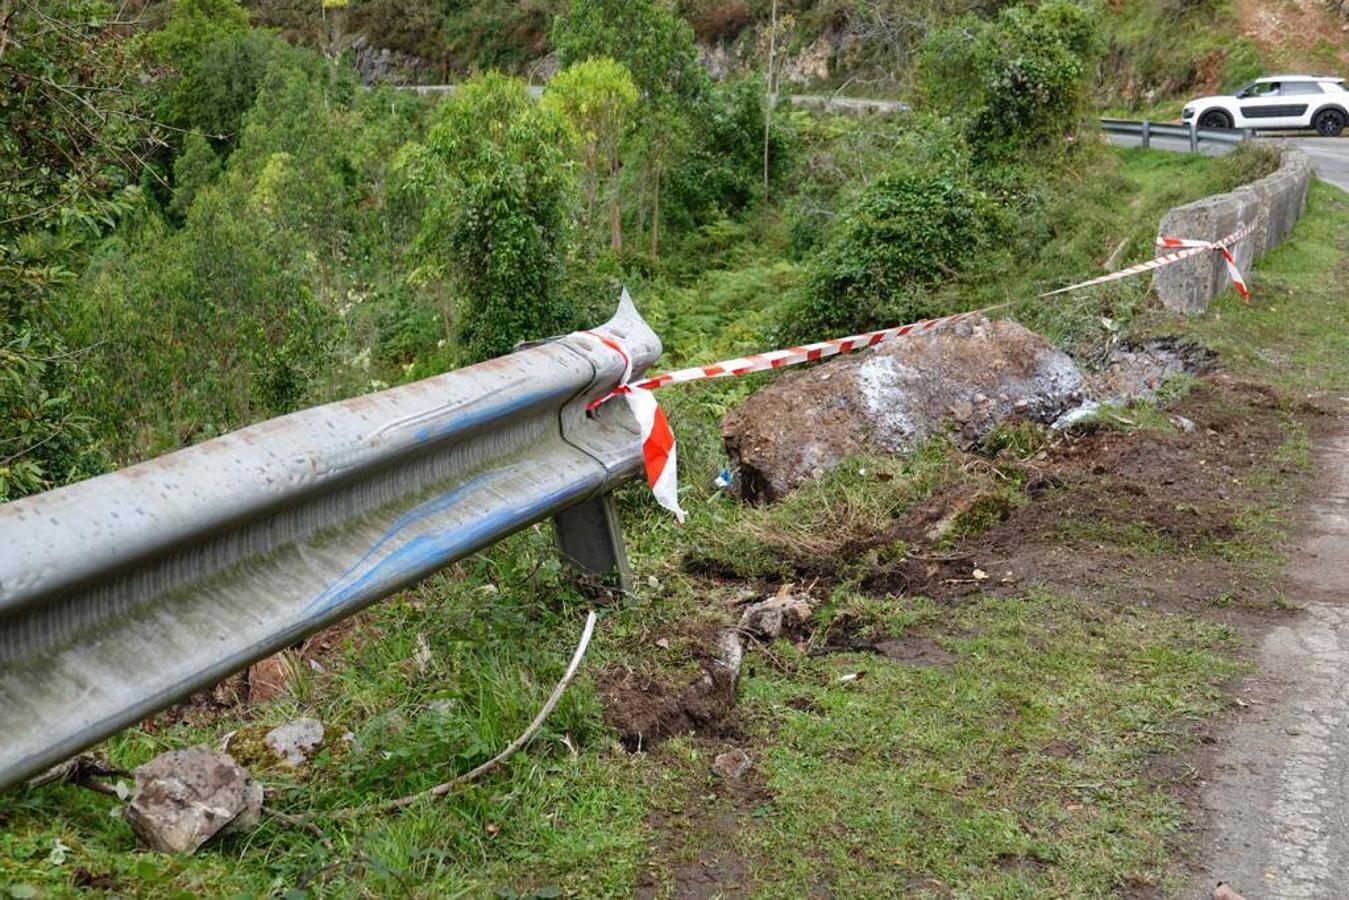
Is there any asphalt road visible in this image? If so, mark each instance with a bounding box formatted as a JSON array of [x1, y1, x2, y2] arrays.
[[1106, 130, 1349, 192], [1198, 421, 1349, 899]]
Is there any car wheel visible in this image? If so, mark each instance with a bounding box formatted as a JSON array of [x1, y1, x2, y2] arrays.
[[1199, 110, 1233, 130], [1314, 109, 1346, 137]]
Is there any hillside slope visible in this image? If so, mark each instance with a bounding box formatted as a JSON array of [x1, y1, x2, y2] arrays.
[[243, 0, 1349, 104]]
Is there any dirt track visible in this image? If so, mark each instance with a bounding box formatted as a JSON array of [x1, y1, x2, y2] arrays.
[[1199, 415, 1349, 897]]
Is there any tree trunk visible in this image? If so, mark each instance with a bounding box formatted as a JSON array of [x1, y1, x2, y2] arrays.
[[763, 0, 777, 196], [609, 152, 622, 251], [650, 169, 661, 256]]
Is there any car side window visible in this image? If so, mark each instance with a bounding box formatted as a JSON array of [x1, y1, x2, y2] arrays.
[[1238, 82, 1279, 98], [1281, 82, 1325, 95]]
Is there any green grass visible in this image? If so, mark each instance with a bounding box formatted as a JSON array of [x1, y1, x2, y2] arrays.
[[4, 149, 1348, 898], [729, 592, 1240, 897], [1171, 181, 1349, 395]]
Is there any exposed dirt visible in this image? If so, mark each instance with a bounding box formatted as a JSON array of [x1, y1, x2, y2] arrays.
[[637, 751, 770, 900], [599, 622, 743, 751], [811, 610, 956, 670], [859, 375, 1315, 622], [1235, 0, 1349, 67]]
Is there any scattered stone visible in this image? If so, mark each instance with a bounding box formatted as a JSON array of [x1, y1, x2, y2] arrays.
[[1052, 400, 1102, 430], [655, 637, 671, 650], [712, 748, 752, 780], [1172, 414, 1198, 433], [263, 719, 325, 767], [738, 591, 813, 640], [722, 316, 1087, 501], [1093, 339, 1208, 402], [124, 748, 262, 853], [1213, 883, 1246, 900]]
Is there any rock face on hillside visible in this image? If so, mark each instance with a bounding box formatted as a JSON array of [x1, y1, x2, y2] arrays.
[[720, 316, 1086, 502]]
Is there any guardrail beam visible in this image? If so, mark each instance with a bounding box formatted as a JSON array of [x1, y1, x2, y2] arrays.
[[0, 297, 661, 790]]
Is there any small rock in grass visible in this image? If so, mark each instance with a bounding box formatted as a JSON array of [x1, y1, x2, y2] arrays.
[[739, 592, 813, 640], [712, 748, 752, 780], [264, 719, 325, 766], [125, 748, 262, 853]]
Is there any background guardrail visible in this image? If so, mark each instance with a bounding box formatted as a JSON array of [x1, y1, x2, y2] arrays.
[[1100, 118, 1252, 152], [0, 298, 660, 791]]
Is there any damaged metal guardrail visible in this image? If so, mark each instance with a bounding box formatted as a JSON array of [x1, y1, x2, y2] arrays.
[[0, 298, 661, 791], [1100, 118, 1252, 153]]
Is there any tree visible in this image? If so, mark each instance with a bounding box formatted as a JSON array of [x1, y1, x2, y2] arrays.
[[170, 131, 222, 217], [778, 153, 1003, 343], [403, 72, 579, 363], [0, 0, 156, 497], [552, 0, 706, 106], [542, 57, 638, 251]]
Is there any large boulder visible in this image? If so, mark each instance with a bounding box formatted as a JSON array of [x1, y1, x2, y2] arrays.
[[721, 316, 1086, 501]]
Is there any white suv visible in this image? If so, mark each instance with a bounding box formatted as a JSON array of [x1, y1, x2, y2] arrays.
[[1182, 75, 1348, 136]]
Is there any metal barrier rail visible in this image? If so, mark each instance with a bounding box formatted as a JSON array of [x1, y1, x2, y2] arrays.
[[0, 299, 660, 790], [1100, 117, 1252, 152]]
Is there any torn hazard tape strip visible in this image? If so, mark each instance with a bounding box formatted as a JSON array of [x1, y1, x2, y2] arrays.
[[588, 296, 1009, 521], [582, 304, 686, 523], [1038, 220, 1255, 301]]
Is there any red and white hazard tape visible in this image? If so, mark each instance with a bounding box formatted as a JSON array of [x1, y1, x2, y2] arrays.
[[589, 296, 1006, 521], [598, 306, 1002, 402], [598, 225, 1253, 519], [1038, 221, 1254, 301]]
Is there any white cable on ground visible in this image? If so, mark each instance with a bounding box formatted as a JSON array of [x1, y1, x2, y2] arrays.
[[386, 610, 599, 812]]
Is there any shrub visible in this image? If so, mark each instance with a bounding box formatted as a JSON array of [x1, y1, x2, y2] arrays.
[[665, 77, 799, 230], [170, 131, 222, 217], [778, 156, 1003, 343], [921, 1, 1101, 160], [552, 0, 706, 105]]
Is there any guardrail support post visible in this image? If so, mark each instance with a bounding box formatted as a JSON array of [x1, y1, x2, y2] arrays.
[[1141, 120, 1151, 150], [554, 492, 632, 592], [1188, 121, 1198, 153]]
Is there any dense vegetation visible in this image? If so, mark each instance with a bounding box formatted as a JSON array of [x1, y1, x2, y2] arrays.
[[3, 0, 1125, 499]]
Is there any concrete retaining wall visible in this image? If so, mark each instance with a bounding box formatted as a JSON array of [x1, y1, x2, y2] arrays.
[[1153, 148, 1312, 315]]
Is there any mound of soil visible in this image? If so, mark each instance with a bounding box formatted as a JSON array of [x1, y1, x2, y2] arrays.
[[869, 375, 1313, 616]]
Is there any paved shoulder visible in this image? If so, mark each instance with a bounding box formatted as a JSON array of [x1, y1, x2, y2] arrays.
[[1199, 428, 1349, 898]]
